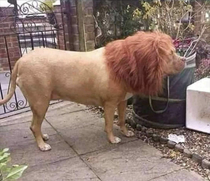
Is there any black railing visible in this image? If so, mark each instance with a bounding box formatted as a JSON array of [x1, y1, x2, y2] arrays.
[[0, 0, 68, 116]]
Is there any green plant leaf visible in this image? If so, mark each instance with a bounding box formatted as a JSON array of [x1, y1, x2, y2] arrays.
[[0, 148, 9, 156], [5, 165, 28, 180], [2, 149, 9, 153], [0, 162, 7, 169], [1, 164, 11, 173], [0, 153, 10, 163]]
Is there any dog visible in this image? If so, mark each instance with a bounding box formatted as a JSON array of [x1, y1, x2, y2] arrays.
[[0, 31, 185, 151]]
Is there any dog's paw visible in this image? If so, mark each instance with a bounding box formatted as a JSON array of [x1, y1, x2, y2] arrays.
[[121, 129, 135, 137], [42, 134, 49, 141], [124, 130, 135, 137], [110, 136, 121, 144], [39, 143, 52, 152]]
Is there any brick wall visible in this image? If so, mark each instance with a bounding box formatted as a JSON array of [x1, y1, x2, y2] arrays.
[[55, 0, 95, 51], [66, 0, 80, 51], [0, 7, 21, 71], [54, 4, 67, 50], [0, 0, 96, 71], [63, 0, 95, 51]]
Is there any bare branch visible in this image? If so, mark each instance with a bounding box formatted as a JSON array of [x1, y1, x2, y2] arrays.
[[195, 0, 203, 8], [185, 25, 207, 57], [176, 10, 191, 39]]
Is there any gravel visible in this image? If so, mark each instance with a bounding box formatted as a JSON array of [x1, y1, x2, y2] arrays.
[[146, 129, 153, 137], [136, 124, 142, 131], [192, 154, 203, 164], [183, 149, 192, 158], [175, 144, 184, 153], [87, 105, 210, 180], [152, 134, 160, 142], [202, 159, 210, 169], [160, 136, 168, 144], [167, 141, 176, 149]]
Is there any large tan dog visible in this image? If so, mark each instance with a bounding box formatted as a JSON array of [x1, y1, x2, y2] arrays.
[[0, 31, 185, 151]]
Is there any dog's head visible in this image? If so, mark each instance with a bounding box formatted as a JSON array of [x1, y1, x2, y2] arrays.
[[130, 31, 185, 75], [105, 31, 185, 96]]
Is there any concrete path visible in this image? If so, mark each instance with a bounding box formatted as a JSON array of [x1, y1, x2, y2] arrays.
[[0, 101, 204, 181]]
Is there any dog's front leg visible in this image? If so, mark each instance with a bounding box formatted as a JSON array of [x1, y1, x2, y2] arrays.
[[117, 101, 135, 137], [104, 103, 121, 144]]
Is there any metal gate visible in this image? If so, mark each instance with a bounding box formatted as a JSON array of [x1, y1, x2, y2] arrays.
[[0, 0, 71, 116]]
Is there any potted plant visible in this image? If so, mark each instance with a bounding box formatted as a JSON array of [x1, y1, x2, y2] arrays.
[[132, 0, 209, 128], [93, 0, 210, 128]]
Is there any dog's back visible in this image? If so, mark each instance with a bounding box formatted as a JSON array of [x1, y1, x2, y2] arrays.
[[16, 47, 121, 106]]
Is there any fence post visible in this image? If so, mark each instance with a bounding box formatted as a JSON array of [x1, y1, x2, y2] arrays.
[[76, 0, 86, 51], [63, 0, 74, 50]]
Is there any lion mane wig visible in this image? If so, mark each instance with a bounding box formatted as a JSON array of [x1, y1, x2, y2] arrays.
[[105, 31, 174, 96]]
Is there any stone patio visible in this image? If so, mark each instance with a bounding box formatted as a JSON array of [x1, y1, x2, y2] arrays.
[[0, 101, 204, 181]]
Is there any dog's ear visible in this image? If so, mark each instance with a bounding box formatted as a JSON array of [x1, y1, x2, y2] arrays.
[[132, 31, 171, 95], [141, 31, 175, 95], [141, 45, 165, 95]]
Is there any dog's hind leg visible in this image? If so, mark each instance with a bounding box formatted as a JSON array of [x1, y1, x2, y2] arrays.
[[17, 77, 51, 151], [104, 103, 121, 144], [117, 101, 134, 137], [30, 100, 51, 151]]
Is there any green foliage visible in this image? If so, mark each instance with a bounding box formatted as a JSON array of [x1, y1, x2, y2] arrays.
[[40, 0, 57, 12], [117, 5, 143, 38], [0, 148, 27, 181], [43, 0, 56, 9], [95, 0, 210, 47], [95, 0, 149, 47]]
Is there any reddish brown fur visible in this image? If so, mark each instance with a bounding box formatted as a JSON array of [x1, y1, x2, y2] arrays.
[[105, 31, 174, 96]]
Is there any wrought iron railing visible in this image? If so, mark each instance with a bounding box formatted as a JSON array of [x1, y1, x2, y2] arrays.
[[0, 0, 65, 115]]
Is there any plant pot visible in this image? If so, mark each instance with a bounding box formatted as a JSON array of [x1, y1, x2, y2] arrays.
[[132, 53, 196, 129]]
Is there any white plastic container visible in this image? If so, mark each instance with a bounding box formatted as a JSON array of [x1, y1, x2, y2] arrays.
[[186, 77, 210, 133]]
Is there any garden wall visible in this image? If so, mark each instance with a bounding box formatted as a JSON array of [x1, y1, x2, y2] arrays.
[[0, 7, 21, 71], [0, 0, 95, 71], [61, 0, 95, 51]]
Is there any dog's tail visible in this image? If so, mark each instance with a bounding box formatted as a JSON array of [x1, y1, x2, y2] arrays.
[[0, 62, 18, 105]]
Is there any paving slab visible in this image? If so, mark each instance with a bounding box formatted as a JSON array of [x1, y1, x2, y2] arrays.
[[0, 101, 86, 149], [0, 120, 56, 148], [81, 140, 203, 181], [45, 109, 96, 130], [10, 134, 76, 167], [0, 109, 32, 126], [46, 106, 137, 155], [46, 101, 88, 118], [151, 169, 203, 181], [21, 157, 100, 181]]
